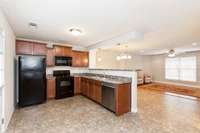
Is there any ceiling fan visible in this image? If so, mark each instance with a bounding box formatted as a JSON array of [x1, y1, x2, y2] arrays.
[[167, 49, 176, 57]]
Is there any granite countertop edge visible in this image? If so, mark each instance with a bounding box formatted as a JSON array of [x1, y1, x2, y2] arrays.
[[46, 74, 131, 84]]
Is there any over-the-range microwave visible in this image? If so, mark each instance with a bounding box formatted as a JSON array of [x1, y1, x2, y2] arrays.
[[55, 56, 72, 66]]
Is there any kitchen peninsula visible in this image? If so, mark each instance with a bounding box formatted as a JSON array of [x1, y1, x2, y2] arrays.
[[47, 68, 138, 115]]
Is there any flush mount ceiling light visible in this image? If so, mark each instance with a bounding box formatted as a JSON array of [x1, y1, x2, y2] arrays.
[[69, 28, 82, 36], [168, 49, 176, 57], [29, 22, 38, 29]]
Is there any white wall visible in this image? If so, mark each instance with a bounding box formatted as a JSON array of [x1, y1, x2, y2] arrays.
[[0, 10, 15, 132], [94, 49, 151, 73]]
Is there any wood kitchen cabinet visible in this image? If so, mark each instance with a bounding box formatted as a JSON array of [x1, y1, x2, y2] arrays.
[[72, 51, 89, 67], [33, 43, 47, 55], [47, 78, 56, 99], [46, 48, 55, 66], [54, 45, 72, 57], [80, 77, 102, 103], [82, 52, 89, 67], [72, 51, 81, 67], [74, 77, 81, 95], [16, 40, 33, 55], [16, 40, 46, 55], [93, 80, 102, 103], [115, 83, 131, 116], [79, 76, 130, 115]]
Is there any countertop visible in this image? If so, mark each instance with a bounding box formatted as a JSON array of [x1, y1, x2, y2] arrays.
[[72, 73, 131, 84], [46, 73, 131, 84], [88, 68, 134, 71]]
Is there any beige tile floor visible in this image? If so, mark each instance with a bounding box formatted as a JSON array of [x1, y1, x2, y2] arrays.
[[6, 88, 200, 133]]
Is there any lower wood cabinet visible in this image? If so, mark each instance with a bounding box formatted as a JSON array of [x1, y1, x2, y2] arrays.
[[74, 77, 81, 94], [115, 83, 131, 116], [47, 78, 56, 99], [78, 76, 131, 115], [81, 77, 102, 103]]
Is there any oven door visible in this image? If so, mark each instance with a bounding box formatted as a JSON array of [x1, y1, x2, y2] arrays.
[[55, 77, 74, 99]]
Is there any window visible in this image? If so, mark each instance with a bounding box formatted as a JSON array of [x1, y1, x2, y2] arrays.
[[0, 31, 5, 86], [165, 56, 196, 82]]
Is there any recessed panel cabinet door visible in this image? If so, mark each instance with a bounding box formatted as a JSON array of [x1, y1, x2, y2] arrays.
[[82, 52, 89, 67], [47, 78, 56, 99], [74, 77, 81, 94], [94, 81, 102, 103], [81, 78, 86, 96], [33, 43, 47, 55], [16, 40, 33, 55], [54, 46, 63, 56], [72, 51, 89, 67], [72, 51, 82, 67], [63, 47, 72, 57], [54, 46, 72, 57]]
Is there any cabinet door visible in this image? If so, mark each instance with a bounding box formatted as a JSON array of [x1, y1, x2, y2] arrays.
[[89, 80, 95, 100], [46, 48, 55, 66], [47, 79, 56, 99], [72, 51, 81, 67], [74, 77, 81, 94], [33, 43, 47, 55], [85, 79, 90, 97], [16, 40, 33, 55], [95, 81, 102, 103], [63, 47, 72, 57], [54, 46, 63, 56], [81, 78, 86, 95], [81, 52, 89, 67]]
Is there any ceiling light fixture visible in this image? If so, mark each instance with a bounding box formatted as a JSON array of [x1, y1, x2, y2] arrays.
[[116, 45, 132, 60], [168, 49, 175, 57], [29, 22, 38, 29], [69, 28, 82, 36]]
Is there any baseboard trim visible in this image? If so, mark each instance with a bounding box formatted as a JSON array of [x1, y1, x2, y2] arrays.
[[153, 80, 200, 89]]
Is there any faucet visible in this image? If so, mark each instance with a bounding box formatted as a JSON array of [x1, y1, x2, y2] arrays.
[[103, 72, 106, 79]]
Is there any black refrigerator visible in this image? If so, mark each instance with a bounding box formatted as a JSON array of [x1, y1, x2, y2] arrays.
[[18, 56, 46, 107]]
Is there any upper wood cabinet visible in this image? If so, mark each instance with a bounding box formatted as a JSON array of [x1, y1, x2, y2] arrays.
[[72, 51, 89, 67], [54, 45, 72, 57], [82, 52, 89, 67], [33, 43, 47, 55], [46, 48, 55, 66], [16, 40, 46, 55], [16, 40, 33, 55], [16, 40, 88, 67]]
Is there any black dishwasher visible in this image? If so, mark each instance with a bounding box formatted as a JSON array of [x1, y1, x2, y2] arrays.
[[102, 82, 116, 112]]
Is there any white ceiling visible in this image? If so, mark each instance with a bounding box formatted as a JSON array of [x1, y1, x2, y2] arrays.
[[1, 0, 200, 54]]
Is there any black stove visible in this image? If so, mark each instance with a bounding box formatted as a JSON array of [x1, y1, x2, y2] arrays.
[[53, 70, 74, 99]]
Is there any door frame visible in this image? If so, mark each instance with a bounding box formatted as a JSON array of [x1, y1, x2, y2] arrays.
[[0, 30, 5, 132]]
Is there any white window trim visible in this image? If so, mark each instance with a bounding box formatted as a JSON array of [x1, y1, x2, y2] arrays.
[[165, 56, 197, 82]]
